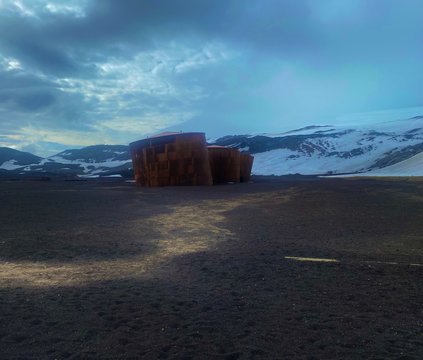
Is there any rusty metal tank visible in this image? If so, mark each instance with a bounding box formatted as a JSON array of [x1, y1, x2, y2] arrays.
[[129, 132, 213, 187], [240, 153, 254, 182], [207, 146, 241, 184]]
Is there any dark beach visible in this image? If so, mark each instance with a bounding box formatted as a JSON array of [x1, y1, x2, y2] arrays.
[[1, 177, 422, 359]]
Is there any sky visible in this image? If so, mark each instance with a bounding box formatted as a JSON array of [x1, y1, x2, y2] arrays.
[[0, 0, 422, 156]]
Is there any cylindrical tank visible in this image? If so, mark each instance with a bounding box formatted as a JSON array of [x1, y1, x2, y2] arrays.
[[207, 146, 241, 184], [129, 132, 213, 187], [240, 153, 254, 182]]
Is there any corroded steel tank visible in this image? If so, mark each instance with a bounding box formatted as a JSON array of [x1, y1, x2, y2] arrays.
[[129, 132, 213, 187], [207, 146, 241, 184], [240, 153, 254, 182]]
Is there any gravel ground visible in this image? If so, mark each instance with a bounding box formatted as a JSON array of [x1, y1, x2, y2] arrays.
[[0, 177, 422, 359]]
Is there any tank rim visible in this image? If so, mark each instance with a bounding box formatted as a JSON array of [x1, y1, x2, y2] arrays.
[[129, 132, 207, 150]]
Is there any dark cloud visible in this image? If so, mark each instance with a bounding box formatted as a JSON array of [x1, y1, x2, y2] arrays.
[[0, 0, 422, 156], [1, 0, 422, 72], [0, 0, 317, 75], [15, 41, 78, 75], [0, 67, 95, 130], [0, 72, 53, 111], [14, 90, 55, 111], [0, 70, 51, 90]]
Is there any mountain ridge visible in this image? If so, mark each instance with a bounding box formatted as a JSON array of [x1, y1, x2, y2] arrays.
[[1, 116, 422, 177], [212, 116, 423, 176]]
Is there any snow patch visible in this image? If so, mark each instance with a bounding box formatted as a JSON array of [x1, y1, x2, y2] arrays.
[[251, 117, 423, 176], [0, 160, 24, 170], [48, 156, 131, 174], [350, 151, 423, 176]]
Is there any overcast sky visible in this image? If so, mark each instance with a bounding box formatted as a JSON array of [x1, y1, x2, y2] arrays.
[[0, 0, 422, 156]]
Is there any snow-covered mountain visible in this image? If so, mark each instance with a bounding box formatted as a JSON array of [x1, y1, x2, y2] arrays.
[[47, 145, 132, 176], [212, 116, 423, 176], [1, 114, 422, 178], [349, 151, 423, 177], [0, 145, 132, 178], [0, 147, 43, 170]]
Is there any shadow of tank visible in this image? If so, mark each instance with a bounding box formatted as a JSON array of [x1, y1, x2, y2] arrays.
[[240, 153, 254, 183], [207, 146, 241, 184], [129, 132, 212, 187]]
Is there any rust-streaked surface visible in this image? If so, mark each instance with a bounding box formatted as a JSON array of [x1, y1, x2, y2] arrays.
[[240, 153, 254, 182], [208, 146, 241, 184], [130, 132, 212, 187]]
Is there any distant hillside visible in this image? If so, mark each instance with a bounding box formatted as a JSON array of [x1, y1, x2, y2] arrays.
[[0, 147, 43, 170], [212, 116, 423, 175], [52, 145, 130, 162], [0, 145, 132, 178], [355, 151, 423, 176], [1, 113, 422, 178]]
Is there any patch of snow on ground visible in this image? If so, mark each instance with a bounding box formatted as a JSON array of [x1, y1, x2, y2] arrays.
[[350, 151, 423, 176], [251, 116, 423, 175], [38, 158, 55, 165], [48, 156, 131, 174], [251, 131, 419, 175], [0, 160, 24, 170], [78, 174, 100, 178]]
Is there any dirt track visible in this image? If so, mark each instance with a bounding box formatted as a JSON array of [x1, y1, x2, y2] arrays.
[[1, 177, 422, 359]]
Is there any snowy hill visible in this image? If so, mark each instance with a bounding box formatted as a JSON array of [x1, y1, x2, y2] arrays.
[[0, 147, 43, 170], [47, 145, 131, 176], [52, 145, 130, 162], [1, 112, 422, 178], [353, 151, 423, 176], [213, 116, 423, 176], [0, 145, 132, 178]]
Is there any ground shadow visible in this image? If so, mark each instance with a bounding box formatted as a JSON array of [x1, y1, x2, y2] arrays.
[[1, 178, 423, 358], [1, 252, 422, 359], [0, 180, 201, 262]]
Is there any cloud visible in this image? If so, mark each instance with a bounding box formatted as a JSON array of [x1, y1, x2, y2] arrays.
[[0, 0, 422, 156]]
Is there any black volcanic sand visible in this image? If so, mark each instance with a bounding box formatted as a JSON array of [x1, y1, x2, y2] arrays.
[[0, 177, 422, 359]]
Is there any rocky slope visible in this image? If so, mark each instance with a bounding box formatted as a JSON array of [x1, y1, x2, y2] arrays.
[[0, 145, 132, 178], [213, 116, 423, 175], [1, 115, 422, 178]]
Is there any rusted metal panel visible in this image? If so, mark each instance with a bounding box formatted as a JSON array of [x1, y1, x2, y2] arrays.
[[240, 153, 254, 182], [129, 132, 213, 187], [208, 146, 241, 184]]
